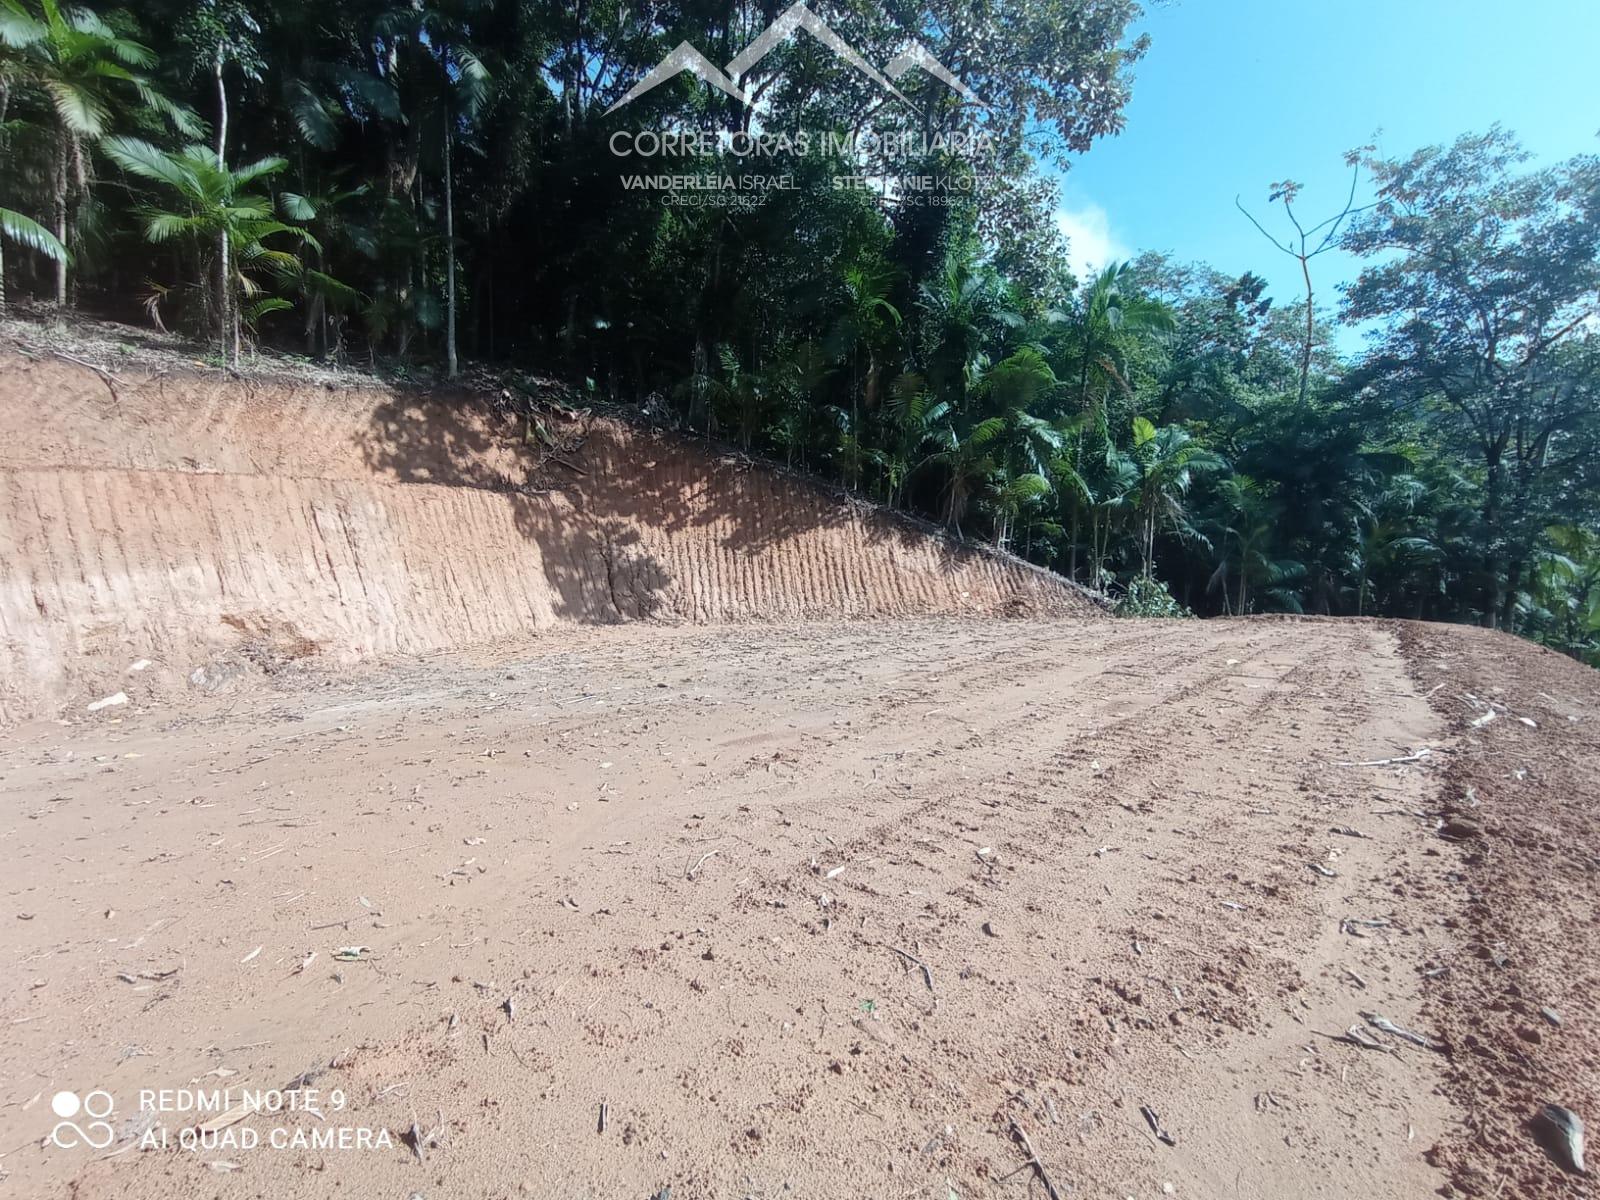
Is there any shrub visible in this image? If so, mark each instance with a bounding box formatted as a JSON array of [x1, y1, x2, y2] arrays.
[[1114, 577, 1193, 618]]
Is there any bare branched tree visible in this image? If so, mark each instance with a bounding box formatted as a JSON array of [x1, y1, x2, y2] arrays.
[[1236, 159, 1370, 404]]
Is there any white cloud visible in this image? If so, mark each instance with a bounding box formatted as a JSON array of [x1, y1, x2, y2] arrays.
[[1055, 203, 1130, 284]]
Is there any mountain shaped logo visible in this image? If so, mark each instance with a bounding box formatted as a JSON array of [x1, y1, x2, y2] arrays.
[[604, 1, 984, 115]]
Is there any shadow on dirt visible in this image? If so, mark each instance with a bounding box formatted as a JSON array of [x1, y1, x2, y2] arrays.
[[357, 386, 1017, 622]]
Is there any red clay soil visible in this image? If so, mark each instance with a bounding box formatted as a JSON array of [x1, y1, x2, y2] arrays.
[[1, 613, 1592, 1200], [0, 352, 1097, 724], [1394, 622, 1600, 1198]]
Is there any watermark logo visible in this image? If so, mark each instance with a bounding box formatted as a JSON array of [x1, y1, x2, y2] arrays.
[[604, 0, 983, 114], [49, 1090, 116, 1150], [46, 1085, 395, 1155]]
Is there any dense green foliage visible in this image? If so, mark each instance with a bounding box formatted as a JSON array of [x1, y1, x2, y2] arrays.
[[1, 0, 1598, 658]]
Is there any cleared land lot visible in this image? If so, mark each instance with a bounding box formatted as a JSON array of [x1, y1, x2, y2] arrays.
[[6, 615, 1594, 1199]]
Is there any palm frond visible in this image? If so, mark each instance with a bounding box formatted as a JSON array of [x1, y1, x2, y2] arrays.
[[278, 191, 317, 221], [454, 47, 492, 115], [231, 155, 288, 189], [43, 78, 108, 136], [283, 78, 338, 149], [336, 67, 402, 122], [0, 205, 68, 260], [101, 136, 198, 192], [141, 210, 203, 242], [243, 295, 292, 322], [133, 80, 202, 137], [0, 1, 46, 47]]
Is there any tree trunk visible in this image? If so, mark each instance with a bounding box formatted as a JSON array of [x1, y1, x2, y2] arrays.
[[215, 52, 235, 366], [0, 85, 8, 313], [1297, 258, 1313, 405], [218, 231, 232, 360], [1484, 445, 1505, 627], [1090, 512, 1103, 586], [1500, 558, 1523, 631], [304, 251, 324, 355], [53, 139, 68, 306], [444, 119, 458, 379], [214, 52, 228, 164]]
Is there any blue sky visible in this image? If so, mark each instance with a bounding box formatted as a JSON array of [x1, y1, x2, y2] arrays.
[[1054, 0, 1600, 341]]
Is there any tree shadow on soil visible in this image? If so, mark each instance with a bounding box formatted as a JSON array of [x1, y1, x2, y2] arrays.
[[358, 387, 998, 622]]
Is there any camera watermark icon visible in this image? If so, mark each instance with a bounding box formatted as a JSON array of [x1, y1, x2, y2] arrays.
[[49, 1090, 116, 1150]]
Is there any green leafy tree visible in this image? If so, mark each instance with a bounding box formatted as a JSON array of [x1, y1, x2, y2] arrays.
[[1130, 416, 1222, 580], [1206, 475, 1305, 613], [1062, 260, 1174, 416], [0, 0, 196, 303], [0, 31, 66, 311], [277, 176, 368, 358], [881, 372, 948, 509], [1522, 525, 1600, 662], [922, 414, 1003, 534], [1344, 129, 1600, 628], [101, 136, 312, 363]]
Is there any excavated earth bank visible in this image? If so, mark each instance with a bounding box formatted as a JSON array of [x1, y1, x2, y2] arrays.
[[0, 353, 1097, 724]]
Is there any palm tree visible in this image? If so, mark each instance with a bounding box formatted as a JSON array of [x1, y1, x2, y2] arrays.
[[360, 195, 442, 362], [1207, 475, 1306, 613], [1524, 525, 1600, 661], [1130, 416, 1222, 579], [1049, 410, 1099, 581], [1086, 446, 1139, 588], [917, 248, 1021, 413], [1, 36, 63, 310], [0, 0, 196, 304], [990, 472, 1050, 550], [951, 347, 1065, 548], [766, 340, 831, 468], [1064, 261, 1174, 414], [722, 345, 804, 452], [826, 261, 902, 453], [174, 0, 263, 369], [278, 177, 369, 357], [101, 137, 313, 364], [366, 0, 489, 377], [435, 44, 488, 378], [922, 414, 1003, 535], [881, 372, 947, 509], [0, 97, 66, 310], [1349, 475, 1439, 617]]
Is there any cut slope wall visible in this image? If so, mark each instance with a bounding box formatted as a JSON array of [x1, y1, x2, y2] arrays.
[[0, 354, 1100, 722]]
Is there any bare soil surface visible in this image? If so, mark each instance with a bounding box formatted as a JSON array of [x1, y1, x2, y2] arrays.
[[6, 613, 1590, 1199], [1395, 624, 1600, 1198]]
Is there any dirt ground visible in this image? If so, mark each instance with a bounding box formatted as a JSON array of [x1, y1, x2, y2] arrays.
[[4, 613, 1593, 1198]]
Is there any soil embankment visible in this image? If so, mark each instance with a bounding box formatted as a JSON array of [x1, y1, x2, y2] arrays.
[[0, 354, 1097, 722]]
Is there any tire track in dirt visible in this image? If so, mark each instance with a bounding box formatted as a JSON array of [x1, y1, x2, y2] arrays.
[[0, 616, 1471, 1200]]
